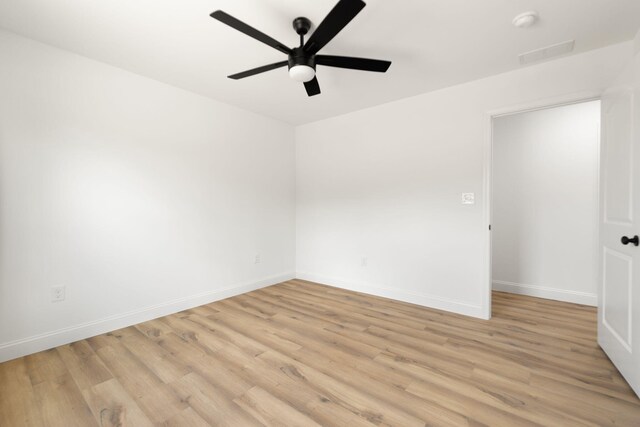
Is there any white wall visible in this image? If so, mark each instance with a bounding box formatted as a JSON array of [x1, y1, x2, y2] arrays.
[[0, 30, 295, 362], [492, 101, 600, 305], [296, 42, 632, 319], [1, 28, 636, 364]]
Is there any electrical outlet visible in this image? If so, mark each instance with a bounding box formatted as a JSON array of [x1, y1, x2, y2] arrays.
[[254, 254, 261, 264], [51, 286, 65, 302], [361, 257, 368, 267]]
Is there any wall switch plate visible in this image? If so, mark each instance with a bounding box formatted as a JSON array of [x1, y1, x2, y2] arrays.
[[254, 254, 261, 264], [361, 257, 368, 267], [51, 286, 65, 302], [462, 193, 475, 205]]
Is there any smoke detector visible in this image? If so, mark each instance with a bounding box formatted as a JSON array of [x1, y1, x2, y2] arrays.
[[513, 11, 539, 28]]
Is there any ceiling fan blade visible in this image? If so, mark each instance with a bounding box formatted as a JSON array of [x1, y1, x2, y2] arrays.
[[316, 55, 391, 72], [211, 10, 292, 55], [228, 61, 289, 80], [303, 0, 365, 55], [304, 77, 321, 97]]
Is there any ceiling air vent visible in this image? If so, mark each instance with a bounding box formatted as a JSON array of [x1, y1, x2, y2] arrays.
[[518, 40, 575, 65]]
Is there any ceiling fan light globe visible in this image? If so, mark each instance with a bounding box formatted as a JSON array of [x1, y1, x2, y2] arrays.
[[289, 65, 316, 82]]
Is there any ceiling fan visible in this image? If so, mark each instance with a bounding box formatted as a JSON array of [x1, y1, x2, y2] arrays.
[[210, 0, 391, 97]]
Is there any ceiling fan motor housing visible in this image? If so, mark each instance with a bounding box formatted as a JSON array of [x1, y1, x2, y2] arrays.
[[288, 47, 315, 70]]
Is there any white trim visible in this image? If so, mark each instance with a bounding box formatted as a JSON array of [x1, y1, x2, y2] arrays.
[[481, 110, 494, 320], [487, 91, 602, 119], [483, 91, 602, 318], [0, 272, 294, 363], [493, 280, 597, 306], [296, 272, 485, 319]]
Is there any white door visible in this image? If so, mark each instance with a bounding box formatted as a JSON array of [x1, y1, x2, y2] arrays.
[[599, 55, 640, 397]]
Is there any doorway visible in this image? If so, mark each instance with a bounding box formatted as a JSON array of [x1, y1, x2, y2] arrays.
[[489, 99, 601, 311]]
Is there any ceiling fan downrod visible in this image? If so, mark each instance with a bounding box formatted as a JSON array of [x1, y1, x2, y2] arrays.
[[293, 17, 312, 47]]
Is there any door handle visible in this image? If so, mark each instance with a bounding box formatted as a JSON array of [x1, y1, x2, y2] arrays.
[[621, 235, 639, 246]]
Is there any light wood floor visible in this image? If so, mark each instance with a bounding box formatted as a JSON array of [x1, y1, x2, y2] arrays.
[[1, 280, 639, 426]]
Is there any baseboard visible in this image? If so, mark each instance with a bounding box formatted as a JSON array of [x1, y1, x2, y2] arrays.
[[0, 272, 294, 363], [492, 280, 597, 306], [295, 272, 486, 319]]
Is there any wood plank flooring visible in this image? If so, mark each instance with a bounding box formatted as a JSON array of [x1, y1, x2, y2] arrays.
[[1, 280, 639, 426]]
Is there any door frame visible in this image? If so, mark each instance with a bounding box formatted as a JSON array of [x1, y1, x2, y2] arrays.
[[482, 91, 602, 320]]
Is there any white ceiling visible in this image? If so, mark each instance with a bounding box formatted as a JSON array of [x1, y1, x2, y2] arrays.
[[1, 0, 639, 125]]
